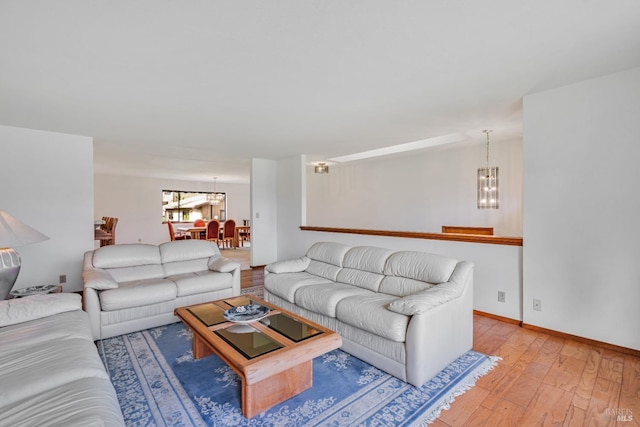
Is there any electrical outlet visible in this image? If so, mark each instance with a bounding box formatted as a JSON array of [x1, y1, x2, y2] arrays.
[[533, 299, 542, 311], [497, 291, 506, 303], [59, 274, 67, 284]]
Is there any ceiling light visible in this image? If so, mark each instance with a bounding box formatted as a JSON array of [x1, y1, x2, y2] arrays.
[[314, 162, 329, 174]]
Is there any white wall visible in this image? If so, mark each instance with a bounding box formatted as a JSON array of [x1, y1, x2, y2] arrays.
[[94, 174, 250, 246], [523, 67, 640, 350], [250, 159, 278, 266], [307, 138, 523, 236], [0, 125, 94, 293], [276, 155, 523, 320]]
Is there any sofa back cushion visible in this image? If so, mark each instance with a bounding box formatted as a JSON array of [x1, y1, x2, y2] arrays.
[[379, 251, 458, 297], [305, 242, 351, 281], [337, 246, 393, 291], [91, 244, 165, 283], [159, 240, 220, 263], [163, 258, 211, 276], [92, 244, 161, 269], [160, 240, 220, 276]]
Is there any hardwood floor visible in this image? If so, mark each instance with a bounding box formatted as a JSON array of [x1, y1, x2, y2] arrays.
[[241, 266, 263, 289], [434, 315, 639, 427], [241, 270, 640, 426]]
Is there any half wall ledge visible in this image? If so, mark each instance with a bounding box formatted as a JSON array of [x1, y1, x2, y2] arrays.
[[299, 226, 523, 246]]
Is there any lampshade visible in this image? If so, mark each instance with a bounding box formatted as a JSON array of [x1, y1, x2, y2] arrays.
[[0, 210, 49, 299], [0, 211, 50, 247]]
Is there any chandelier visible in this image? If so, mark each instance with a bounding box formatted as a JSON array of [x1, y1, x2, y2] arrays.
[[477, 130, 499, 209], [208, 177, 225, 205]]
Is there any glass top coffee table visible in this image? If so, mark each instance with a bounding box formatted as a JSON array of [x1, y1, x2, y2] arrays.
[[174, 295, 342, 418]]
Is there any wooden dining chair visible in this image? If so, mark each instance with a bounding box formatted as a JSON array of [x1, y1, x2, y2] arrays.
[[221, 219, 236, 248], [100, 217, 118, 246], [239, 219, 251, 247], [167, 222, 188, 241], [206, 220, 221, 246]]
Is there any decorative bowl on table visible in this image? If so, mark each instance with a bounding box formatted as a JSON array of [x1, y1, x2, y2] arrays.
[[223, 304, 270, 324]]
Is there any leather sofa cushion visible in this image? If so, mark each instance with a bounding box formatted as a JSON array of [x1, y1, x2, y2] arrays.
[[336, 294, 409, 343], [295, 283, 372, 317], [0, 293, 82, 328], [92, 244, 161, 269], [0, 377, 125, 427], [264, 271, 334, 303], [99, 278, 177, 311], [159, 240, 220, 263], [342, 246, 393, 273], [336, 268, 385, 292], [103, 264, 165, 284], [167, 271, 233, 297], [163, 258, 210, 277], [0, 338, 109, 407], [306, 242, 350, 266], [265, 256, 310, 273], [306, 259, 342, 281], [379, 276, 434, 297], [383, 251, 458, 284]]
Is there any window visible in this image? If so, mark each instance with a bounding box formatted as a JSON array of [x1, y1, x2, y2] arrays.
[[162, 190, 227, 223]]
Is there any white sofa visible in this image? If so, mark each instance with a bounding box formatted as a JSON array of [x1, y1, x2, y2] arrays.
[[83, 240, 241, 340], [264, 242, 473, 387], [0, 293, 125, 427]]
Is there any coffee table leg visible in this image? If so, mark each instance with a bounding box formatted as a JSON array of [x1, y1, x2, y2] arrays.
[[242, 360, 313, 418], [192, 332, 214, 359]]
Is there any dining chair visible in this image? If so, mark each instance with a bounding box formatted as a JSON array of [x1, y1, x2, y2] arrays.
[[167, 222, 188, 241], [221, 219, 236, 248], [100, 217, 118, 246], [239, 220, 251, 247], [206, 220, 221, 246], [193, 219, 206, 238]]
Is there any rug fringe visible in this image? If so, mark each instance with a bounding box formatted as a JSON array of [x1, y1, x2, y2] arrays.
[[413, 356, 502, 426]]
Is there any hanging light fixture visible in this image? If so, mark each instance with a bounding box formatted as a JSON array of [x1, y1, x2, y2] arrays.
[[314, 162, 329, 174], [208, 177, 225, 205], [477, 130, 499, 209]]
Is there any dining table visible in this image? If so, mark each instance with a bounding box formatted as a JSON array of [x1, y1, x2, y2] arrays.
[[177, 226, 207, 240], [177, 225, 250, 247]]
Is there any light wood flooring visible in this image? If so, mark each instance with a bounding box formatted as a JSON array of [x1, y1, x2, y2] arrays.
[[240, 269, 640, 426]]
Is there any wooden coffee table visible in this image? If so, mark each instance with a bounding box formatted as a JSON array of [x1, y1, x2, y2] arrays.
[[174, 295, 342, 418]]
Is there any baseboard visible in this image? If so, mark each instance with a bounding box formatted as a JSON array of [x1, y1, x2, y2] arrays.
[[522, 323, 640, 358], [473, 310, 522, 325], [474, 310, 640, 357]]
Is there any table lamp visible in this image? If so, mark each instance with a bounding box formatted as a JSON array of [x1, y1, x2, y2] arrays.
[[0, 210, 50, 299]]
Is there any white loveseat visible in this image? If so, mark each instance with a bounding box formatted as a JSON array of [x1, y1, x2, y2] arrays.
[[83, 240, 241, 340], [264, 242, 473, 387], [0, 293, 124, 426]]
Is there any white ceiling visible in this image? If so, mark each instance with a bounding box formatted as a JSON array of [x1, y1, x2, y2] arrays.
[[2, 1, 640, 184]]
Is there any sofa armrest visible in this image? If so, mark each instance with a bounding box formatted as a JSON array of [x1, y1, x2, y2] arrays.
[[0, 293, 82, 327], [83, 268, 118, 290], [83, 287, 102, 340], [208, 256, 241, 273], [388, 282, 463, 315], [265, 256, 310, 274], [387, 260, 473, 315]]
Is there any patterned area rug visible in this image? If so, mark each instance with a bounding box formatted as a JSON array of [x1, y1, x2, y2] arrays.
[[240, 285, 264, 299], [100, 323, 498, 426]]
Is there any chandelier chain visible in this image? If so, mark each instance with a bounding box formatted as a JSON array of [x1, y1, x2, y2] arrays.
[[483, 129, 492, 167]]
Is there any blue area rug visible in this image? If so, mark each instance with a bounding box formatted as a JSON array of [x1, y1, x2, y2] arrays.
[[99, 322, 498, 426]]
